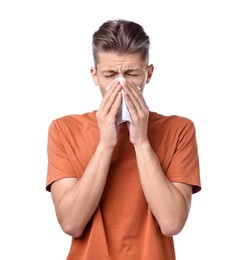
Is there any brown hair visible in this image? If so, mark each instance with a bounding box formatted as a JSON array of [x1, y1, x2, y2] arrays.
[[92, 19, 150, 66]]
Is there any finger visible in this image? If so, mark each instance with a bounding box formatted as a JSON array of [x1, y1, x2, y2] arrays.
[[110, 92, 122, 117], [123, 82, 147, 113], [124, 81, 144, 105], [98, 83, 122, 116]]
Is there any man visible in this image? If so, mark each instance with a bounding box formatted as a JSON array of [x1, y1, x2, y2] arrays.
[[46, 19, 201, 259]]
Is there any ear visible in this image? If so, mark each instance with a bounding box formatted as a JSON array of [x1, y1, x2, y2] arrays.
[[146, 64, 154, 84], [91, 67, 99, 86]]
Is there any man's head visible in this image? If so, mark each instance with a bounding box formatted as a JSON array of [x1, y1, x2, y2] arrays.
[[91, 19, 154, 96], [92, 19, 150, 66]]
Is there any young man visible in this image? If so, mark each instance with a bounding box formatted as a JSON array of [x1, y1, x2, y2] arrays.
[[46, 19, 201, 259]]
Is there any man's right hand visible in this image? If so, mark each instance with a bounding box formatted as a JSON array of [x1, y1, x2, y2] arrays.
[[96, 80, 122, 149]]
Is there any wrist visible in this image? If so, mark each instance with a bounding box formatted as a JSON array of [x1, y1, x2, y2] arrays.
[[97, 141, 115, 152], [133, 139, 151, 151]]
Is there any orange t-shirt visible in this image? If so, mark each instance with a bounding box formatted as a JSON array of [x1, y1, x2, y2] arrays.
[[46, 111, 201, 260]]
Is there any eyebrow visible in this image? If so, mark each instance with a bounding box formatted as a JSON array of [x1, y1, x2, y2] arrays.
[[102, 68, 140, 74], [102, 70, 118, 74]]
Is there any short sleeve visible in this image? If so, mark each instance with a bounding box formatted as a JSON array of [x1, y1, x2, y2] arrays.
[[166, 121, 201, 193], [46, 120, 77, 191]]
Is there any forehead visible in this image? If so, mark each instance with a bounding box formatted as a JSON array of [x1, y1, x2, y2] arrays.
[[96, 52, 146, 72]]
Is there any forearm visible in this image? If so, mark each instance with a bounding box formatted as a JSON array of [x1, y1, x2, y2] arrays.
[[134, 142, 191, 236], [55, 143, 114, 237]]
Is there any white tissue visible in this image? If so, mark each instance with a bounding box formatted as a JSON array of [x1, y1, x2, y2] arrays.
[[115, 77, 132, 125], [117, 76, 125, 86]]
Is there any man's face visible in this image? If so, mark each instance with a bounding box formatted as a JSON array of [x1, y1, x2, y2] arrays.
[[91, 52, 154, 96]]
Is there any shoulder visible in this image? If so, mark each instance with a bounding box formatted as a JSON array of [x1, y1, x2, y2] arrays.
[[149, 111, 195, 130], [48, 111, 97, 136], [49, 111, 97, 128], [148, 112, 197, 144]]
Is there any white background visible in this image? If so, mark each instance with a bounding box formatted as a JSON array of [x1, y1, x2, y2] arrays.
[[0, 0, 246, 259]]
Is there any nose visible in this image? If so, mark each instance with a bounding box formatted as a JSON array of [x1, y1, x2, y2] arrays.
[[115, 73, 124, 79]]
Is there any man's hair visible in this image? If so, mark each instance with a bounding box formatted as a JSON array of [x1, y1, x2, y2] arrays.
[[92, 19, 150, 66]]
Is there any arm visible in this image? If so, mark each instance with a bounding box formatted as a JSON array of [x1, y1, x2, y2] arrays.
[[123, 81, 192, 236], [51, 144, 114, 238], [134, 142, 192, 236], [50, 82, 122, 238]]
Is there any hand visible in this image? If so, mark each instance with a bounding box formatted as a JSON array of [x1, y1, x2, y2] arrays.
[[122, 81, 150, 147], [96, 81, 122, 149]]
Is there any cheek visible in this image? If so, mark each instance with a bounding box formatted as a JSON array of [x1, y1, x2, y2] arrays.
[[131, 78, 146, 89], [100, 88, 106, 97], [98, 78, 115, 96], [99, 78, 114, 89]]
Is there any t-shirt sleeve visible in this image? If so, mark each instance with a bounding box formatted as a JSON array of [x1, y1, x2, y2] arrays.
[[165, 121, 201, 193], [46, 120, 77, 192]]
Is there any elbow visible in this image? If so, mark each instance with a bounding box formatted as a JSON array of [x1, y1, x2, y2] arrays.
[[60, 220, 84, 238], [160, 225, 184, 237], [159, 218, 187, 237]]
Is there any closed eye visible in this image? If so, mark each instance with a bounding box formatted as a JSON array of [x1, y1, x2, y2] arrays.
[[127, 74, 138, 76], [104, 74, 116, 78]]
